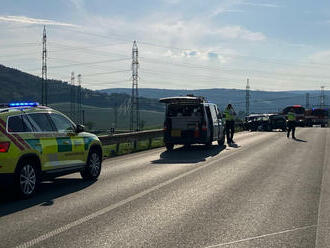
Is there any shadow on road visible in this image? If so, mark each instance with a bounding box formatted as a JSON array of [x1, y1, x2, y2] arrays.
[[293, 138, 307, 143], [152, 144, 226, 164], [0, 178, 95, 217]]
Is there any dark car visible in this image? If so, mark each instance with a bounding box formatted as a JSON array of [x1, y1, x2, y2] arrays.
[[244, 114, 266, 131], [269, 114, 287, 131], [245, 114, 286, 131], [305, 108, 328, 127]]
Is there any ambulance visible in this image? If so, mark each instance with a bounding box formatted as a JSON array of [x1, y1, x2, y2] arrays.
[[0, 102, 103, 198]]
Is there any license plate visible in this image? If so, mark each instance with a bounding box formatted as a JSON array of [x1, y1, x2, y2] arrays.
[[171, 130, 181, 137], [187, 124, 196, 129]]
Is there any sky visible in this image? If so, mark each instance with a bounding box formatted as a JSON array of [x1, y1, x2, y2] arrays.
[[1, 0, 330, 91]]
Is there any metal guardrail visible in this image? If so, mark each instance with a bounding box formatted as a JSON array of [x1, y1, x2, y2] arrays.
[[99, 129, 164, 153], [98, 123, 245, 155]]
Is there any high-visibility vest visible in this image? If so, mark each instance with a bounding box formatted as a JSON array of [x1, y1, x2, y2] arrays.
[[287, 111, 296, 121], [224, 108, 234, 121]]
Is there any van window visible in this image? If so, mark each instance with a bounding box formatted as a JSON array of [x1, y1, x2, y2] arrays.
[[205, 106, 212, 123], [210, 105, 218, 121], [167, 104, 202, 117], [7, 115, 33, 133]]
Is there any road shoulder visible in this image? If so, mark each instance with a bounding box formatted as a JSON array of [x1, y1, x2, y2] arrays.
[[315, 129, 330, 248]]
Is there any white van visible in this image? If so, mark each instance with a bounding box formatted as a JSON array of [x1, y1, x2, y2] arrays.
[[160, 96, 225, 151]]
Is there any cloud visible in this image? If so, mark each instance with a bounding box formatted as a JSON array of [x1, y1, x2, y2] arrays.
[[308, 50, 330, 63], [240, 2, 280, 8], [0, 16, 79, 27], [211, 8, 244, 17], [214, 25, 266, 41]]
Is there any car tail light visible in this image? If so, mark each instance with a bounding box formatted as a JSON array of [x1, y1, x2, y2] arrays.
[[202, 121, 207, 131], [194, 124, 200, 138], [0, 142, 10, 152]]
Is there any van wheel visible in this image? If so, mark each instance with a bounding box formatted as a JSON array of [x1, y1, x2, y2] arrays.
[[165, 143, 174, 151], [16, 160, 40, 199], [218, 136, 225, 146], [81, 150, 102, 180]]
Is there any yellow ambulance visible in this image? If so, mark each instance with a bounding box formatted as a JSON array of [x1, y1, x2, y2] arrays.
[[0, 102, 102, 198]]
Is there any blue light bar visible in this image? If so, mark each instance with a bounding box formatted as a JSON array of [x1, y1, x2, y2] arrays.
[[9, 102, 39, 107]]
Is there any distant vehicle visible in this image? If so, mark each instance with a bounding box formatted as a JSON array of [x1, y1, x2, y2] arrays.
[[282, 105, 306, 127], [245, 114, 286, 131], [0, 102, 103, 198], [305, 108, 328, 127], [244, 114, 266, 131], [160, 96, 225, 151], [269, 114, 287, 131]]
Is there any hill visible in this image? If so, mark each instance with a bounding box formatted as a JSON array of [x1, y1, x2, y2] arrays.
[[0, 64, 164, 129], [100, 88, 330, 113], [50, 103, 164, 130], [0, 65, 163, 112]]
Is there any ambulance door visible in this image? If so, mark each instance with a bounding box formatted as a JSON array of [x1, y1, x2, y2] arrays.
[[48, 113, 85, 168], [26, 113, 60, 170]]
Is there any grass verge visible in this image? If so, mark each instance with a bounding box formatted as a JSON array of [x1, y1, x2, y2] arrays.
[[102, 137, 164, 158]]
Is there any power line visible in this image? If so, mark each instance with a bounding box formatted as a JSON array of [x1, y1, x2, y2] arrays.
[[41, 26, 48, 106], [320, 86, 326, 109], [70, 72, 75, 121], [306, 93, 310, 109], [77, 74, 82, 123], [246, 78, 250, 115], [83, 69, 131, 77], [130, 41, 140, 131]]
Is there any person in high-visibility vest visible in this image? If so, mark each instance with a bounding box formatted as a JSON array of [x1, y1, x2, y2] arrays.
[[224, 104, 236, 144], [287, 108, 296, 139]]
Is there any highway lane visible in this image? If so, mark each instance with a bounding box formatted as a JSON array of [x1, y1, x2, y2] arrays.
[[0, 128, 329, 248]]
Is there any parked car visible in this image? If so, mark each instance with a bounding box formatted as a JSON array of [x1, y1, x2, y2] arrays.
[[0, 102, 103, 198], [305, 108, 328, 127], [160, 96, 225, 151], [268, 114, 287, 131], [244, 114, 266, 131], [245, 114, 286, 131]]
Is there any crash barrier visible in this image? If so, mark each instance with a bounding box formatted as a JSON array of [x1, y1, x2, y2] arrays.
[[98, 129, 164, 153], [98, 122, 244, 154], [89, 129, 130, 135]]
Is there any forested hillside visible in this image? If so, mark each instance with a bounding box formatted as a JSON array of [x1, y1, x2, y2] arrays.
[[0, 64, 163, 112]]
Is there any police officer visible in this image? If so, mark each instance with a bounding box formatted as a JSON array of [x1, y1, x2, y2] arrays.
[[224, 104, 236, 144], [287, 108, 296, 139]]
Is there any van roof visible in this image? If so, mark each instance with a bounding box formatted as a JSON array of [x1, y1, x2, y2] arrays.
[[159, 96, 207, 104]]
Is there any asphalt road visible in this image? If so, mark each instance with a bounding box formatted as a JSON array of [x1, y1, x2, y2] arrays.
[[1, 128, 330, 248]]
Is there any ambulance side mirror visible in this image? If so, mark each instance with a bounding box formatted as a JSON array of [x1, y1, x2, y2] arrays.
[[76, 124, 85, 133]]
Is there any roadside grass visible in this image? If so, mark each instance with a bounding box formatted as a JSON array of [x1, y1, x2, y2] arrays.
[[102, 137, 164, 158]]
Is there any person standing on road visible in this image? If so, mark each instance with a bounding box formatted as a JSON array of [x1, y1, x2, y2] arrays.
[[287, 108, 296, 139], [224, 104, 236, 144]]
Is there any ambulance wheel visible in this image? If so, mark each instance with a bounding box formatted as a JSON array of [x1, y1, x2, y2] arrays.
[[16, 159, 40, 199], [81, 149, 102, 180]]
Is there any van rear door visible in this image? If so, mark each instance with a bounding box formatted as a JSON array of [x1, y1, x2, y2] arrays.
[[167, 104, 203, 139]]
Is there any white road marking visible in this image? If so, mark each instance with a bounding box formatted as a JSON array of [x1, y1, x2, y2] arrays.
[[204, 225, 317, 248], [15, 143, 248, 248], [315, 128, 330, 247]]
